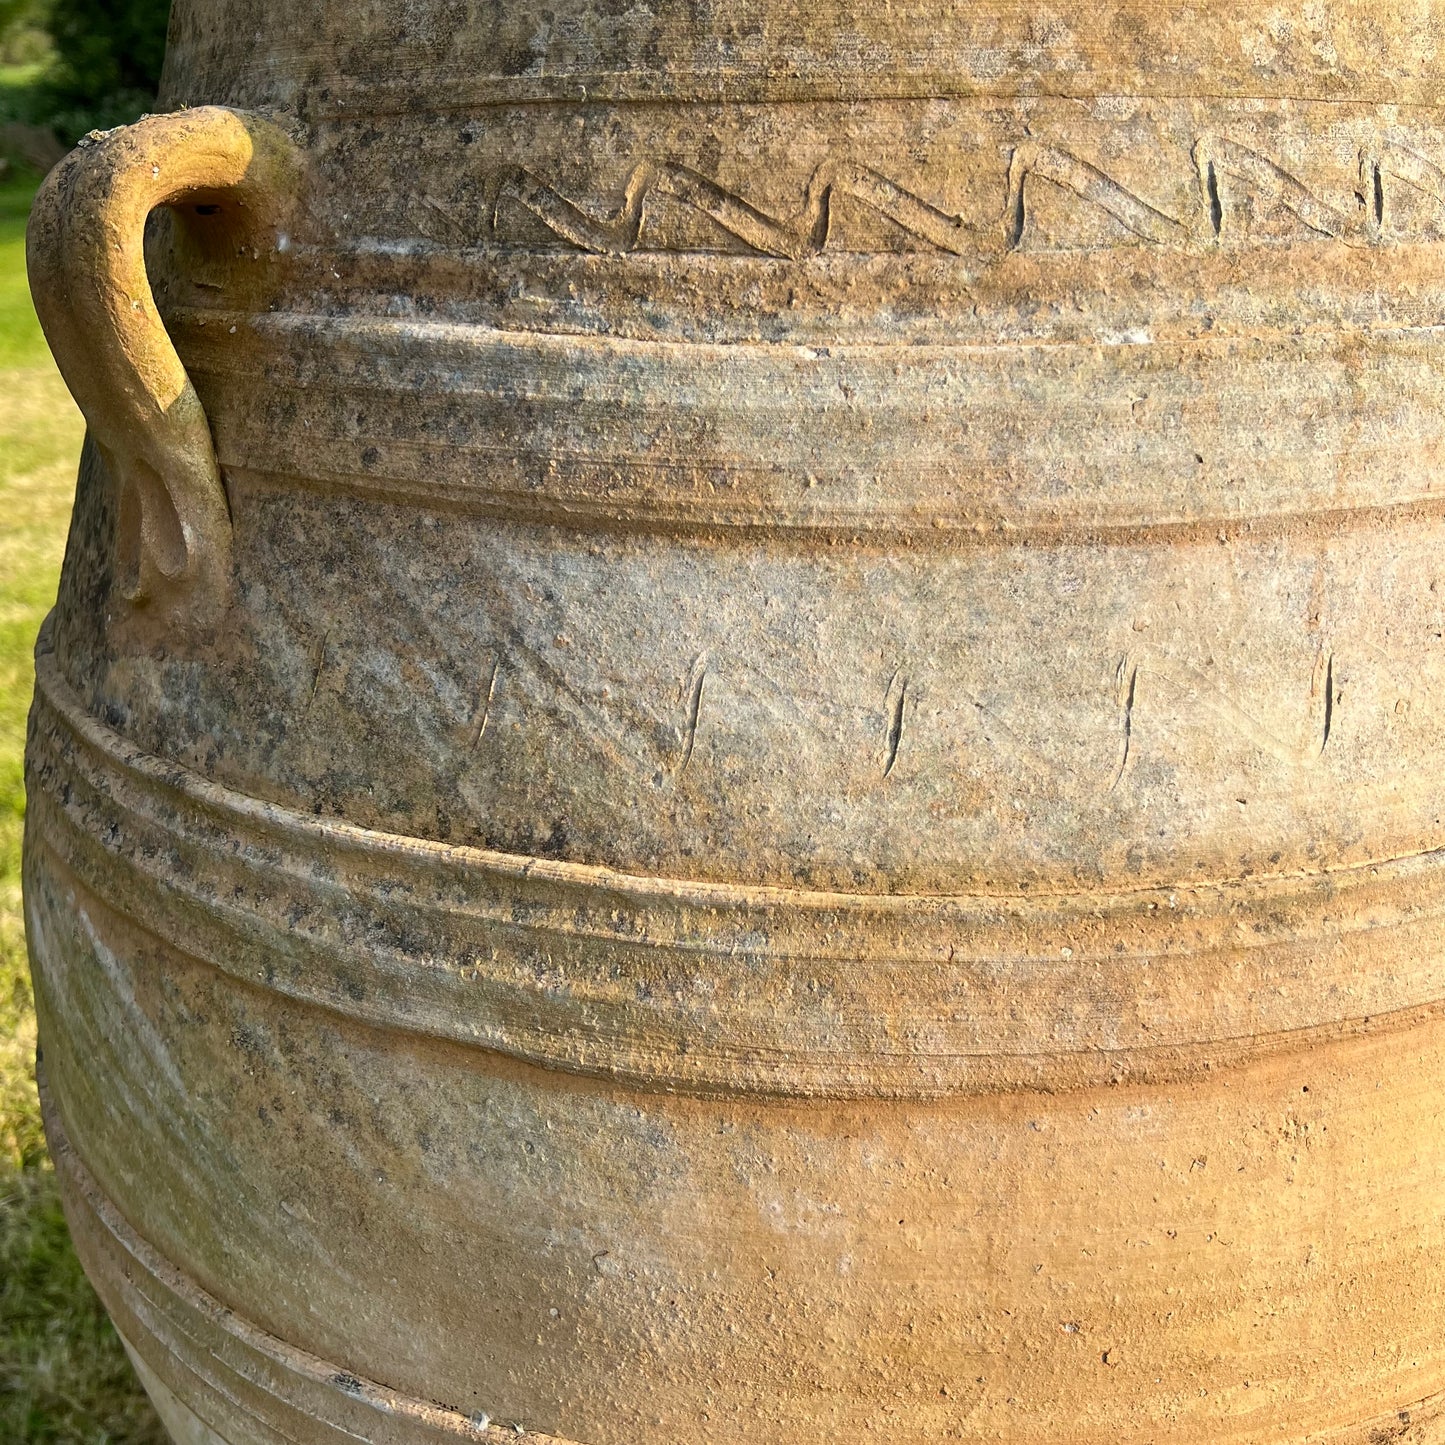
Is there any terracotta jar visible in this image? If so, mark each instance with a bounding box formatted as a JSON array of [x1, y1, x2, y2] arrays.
[[24, 2, 1445, 1441]]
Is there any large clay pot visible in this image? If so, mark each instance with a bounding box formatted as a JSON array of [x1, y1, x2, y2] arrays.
[[23, 2, 1445, 1441]]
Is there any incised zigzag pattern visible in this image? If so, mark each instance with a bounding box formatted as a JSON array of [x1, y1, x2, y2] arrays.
[[484, 133, 1445, 261]]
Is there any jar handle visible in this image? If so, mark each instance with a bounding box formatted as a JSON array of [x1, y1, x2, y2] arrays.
[[27, 107, 298, 636]]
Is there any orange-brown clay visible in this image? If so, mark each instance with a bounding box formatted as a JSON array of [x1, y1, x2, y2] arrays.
[[24, 2, 1445, 1441]]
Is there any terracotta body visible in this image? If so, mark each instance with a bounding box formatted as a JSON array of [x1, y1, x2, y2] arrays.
[[23, 2, 1445, 1441]]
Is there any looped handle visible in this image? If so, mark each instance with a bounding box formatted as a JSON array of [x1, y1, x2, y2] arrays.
[[27, 107, 298, 637]]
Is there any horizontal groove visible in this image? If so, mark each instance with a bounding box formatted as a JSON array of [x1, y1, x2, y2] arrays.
[[171, 309, 1445, 541], [185, 305, 1445, 360], [236, 75, 1445, 115], [225, 464, 1445, 550]]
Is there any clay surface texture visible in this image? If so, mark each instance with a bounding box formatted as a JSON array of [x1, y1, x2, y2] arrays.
[[23, 2, 1445, 1442]]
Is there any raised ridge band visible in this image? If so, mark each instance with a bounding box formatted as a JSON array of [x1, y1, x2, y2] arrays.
[[26, 649, 1445, 1099]]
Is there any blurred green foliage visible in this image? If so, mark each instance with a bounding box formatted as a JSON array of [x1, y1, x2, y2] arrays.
[[47, 0, 168, 98], [44, 0, 170, 138], [0, 1, 47, 65], [0, 0, 171, 142]]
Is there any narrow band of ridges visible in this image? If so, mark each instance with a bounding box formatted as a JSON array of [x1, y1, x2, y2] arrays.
[[28, 650, 1445, 1098], [42, 1080, 575, 1445]]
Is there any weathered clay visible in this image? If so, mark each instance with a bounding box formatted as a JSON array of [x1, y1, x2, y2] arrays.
[[23, 2, 1445, 1441]]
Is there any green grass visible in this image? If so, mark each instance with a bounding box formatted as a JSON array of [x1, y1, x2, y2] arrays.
[[0, 168, 165, 1442], [0, 171, 45, 369], [0, 1174, 166, 1444]]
